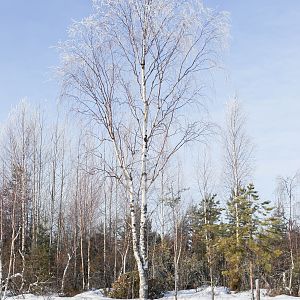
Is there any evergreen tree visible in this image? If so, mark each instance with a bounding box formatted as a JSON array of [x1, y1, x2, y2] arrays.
[[221, 183, 281, 294], [191, 193, 223, 299], [254, 206, 285, 292]]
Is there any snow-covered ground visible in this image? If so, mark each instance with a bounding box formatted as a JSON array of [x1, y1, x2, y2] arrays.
[[9, 287, 299, 300]]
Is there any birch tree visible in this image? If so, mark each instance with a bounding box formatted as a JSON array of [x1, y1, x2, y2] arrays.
[[59, 1, 228, 298], [164, 181, 186, 300], [223, 98, 253, 197], [276, 172, 300, 294], [221, 99, 254, 291], [196, 150, 221, 300], [223, 98, 253, 249]]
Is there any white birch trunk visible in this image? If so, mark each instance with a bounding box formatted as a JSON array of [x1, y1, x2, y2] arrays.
[[87, 234, 91, 290], [114, 176, 118, 281], [79, 195, 86, 291], [103, 187, 107, 287], [4, 192, 18, 299], [139, 29, 149, 300], [61, 253, 72, 295]]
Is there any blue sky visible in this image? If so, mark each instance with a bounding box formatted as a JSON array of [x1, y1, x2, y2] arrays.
[[207, 1, 300, 201], [1, 1, 300, 201], [0, 0, 91, 119]]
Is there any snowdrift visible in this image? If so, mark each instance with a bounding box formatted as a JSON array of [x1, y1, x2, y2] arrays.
[[10, 288, 299, 300]]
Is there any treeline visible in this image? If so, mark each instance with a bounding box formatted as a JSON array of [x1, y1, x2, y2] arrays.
[[0, 102, 299, 298]]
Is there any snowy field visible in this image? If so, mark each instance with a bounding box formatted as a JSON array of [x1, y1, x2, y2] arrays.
[[8, 287, 299, 300]]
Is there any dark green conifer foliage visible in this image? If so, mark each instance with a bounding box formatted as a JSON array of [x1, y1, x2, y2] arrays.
[[221, 184, 282, 292], [191, 193, 223, 290]]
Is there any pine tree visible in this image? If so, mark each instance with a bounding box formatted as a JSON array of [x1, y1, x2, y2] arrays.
[[257, 204, 287, 292], [191, 193, 223, 299], [221, 183, 281, 294]]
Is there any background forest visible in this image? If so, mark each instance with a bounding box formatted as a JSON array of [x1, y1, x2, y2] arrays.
[[0, 100, 298, 298]]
